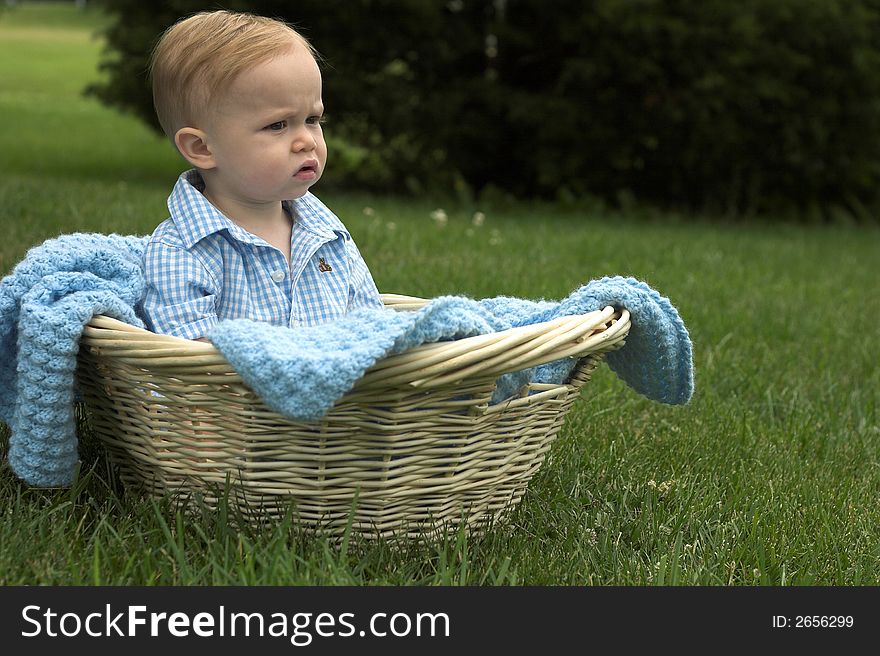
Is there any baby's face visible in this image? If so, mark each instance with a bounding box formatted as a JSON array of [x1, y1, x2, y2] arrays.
[[203, 44, 327, 204]]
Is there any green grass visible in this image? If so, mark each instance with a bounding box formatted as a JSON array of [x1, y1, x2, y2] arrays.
[[0, 2, 181, 191], [2, 2, 879, 585]]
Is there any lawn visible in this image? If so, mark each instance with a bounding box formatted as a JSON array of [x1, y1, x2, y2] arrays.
[[1, 3, 879, 585]]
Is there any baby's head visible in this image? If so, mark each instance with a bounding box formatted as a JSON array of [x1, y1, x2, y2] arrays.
[[150, 10, 316, 140], [150, 10, 327, 203]]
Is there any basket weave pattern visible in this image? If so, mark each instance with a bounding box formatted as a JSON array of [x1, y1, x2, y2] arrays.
[[76, 295, 629, 539]]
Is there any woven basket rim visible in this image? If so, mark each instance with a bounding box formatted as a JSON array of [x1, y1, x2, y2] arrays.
[[81, 294, 630, 390]]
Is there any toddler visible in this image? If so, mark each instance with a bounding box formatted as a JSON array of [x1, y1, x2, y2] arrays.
[[142, 10, 382, 340]]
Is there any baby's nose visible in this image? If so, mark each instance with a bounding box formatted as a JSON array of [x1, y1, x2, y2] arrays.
[[293, 130, 317, 151]]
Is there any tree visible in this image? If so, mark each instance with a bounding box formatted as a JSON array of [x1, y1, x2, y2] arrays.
[[90, 0, 880, 219]]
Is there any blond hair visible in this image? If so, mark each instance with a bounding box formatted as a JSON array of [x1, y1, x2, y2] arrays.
[[150, 10, 317, 139]]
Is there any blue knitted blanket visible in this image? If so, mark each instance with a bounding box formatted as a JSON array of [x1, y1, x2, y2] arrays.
[[207, 280, 694, 420], [0, 234, 148, 487], [1, 233, 693, 487]]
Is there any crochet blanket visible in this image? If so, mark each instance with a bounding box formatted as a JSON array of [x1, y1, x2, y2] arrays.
[[1, 233, 693, 487], [207, 278, 694, 421], [0, 234, 148, 487]]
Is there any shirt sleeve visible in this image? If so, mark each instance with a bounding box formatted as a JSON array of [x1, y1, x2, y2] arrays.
[[345, 239, 383, 311], [142, 240, 220, 340]]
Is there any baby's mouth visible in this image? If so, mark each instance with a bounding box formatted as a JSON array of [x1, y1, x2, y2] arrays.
[[294, 161, 319, 180]]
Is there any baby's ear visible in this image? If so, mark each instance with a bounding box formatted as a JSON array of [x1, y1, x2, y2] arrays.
[[174, 127, 216, 170]]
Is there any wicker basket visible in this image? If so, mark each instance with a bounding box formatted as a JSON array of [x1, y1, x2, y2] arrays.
[[75, 294, 630, 540]]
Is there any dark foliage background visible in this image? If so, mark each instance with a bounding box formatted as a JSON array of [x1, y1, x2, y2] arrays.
[[89, 0, 880, 220]]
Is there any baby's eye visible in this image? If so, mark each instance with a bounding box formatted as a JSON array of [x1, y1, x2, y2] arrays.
[[265, 120, 287, 131], [306, 115, 326, 126]]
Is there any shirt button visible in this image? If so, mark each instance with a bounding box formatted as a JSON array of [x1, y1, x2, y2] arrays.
[[270, 270, 286, 283]]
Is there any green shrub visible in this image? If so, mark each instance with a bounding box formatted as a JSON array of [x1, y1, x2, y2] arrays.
[[89, 0, 880, 219]]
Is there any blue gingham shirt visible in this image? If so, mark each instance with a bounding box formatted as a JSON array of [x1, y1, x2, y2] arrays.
[[142, 170, 382, 339]]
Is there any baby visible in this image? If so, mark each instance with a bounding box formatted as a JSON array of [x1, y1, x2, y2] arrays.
[[142, 10, 382, 340]]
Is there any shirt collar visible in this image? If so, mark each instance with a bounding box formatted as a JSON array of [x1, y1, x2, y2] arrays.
[[168, 170, 350, 248], [288, 191, 351, 242], [167, 170, 251, 248]]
